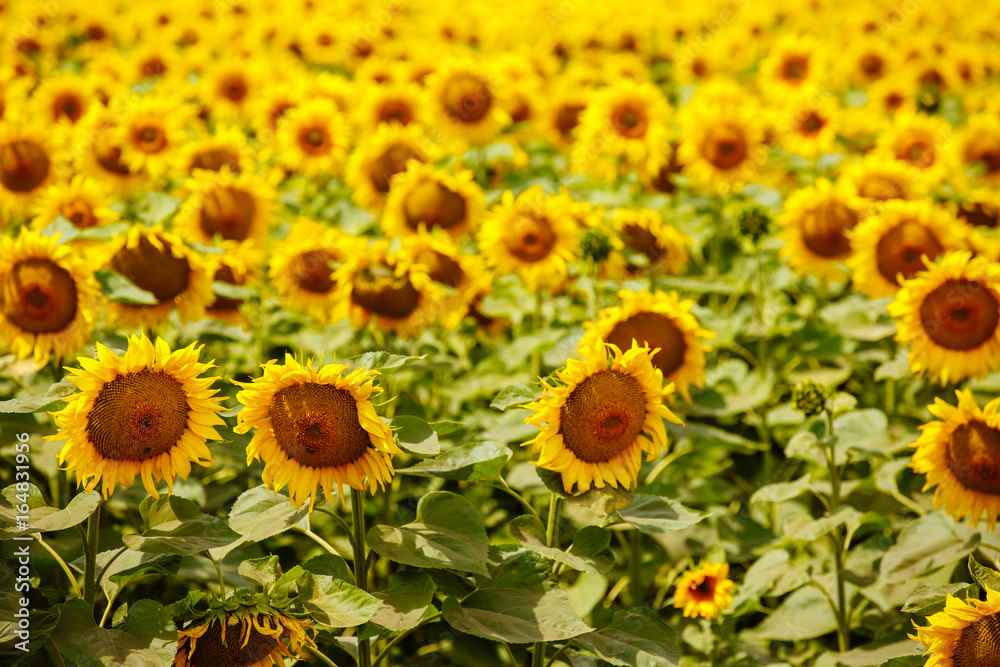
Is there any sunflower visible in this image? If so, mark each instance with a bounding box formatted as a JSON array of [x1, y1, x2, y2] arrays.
[[677, 79, 767, 194], [353, 81, 430, 133], [399, 229, 491, 329], [425, 58, 511, 146], [538, 86, 589, 150], [345, 124, 434, 214], [381, 160, 484, 239], [275, 98, 350, 179], [523, 339, 681, 494], [847, 200, 966, 300], [48, 335, 224, 499], [773, 93, 840, 160], [178, 123, 257, 175], [175, 168, 275, 246], [580, 289, 714, 403], [758, 35, 823, 92], [867, 76, 918, 116], [73, 107, 148, 196], [478, 185, 578, 292], [31, 71, 93, 125], [233, 355, 402, 510], [268, 218, 364, 323], [875, 112, 953, 185], [0, 230, 102, 364], [103, 225, 215, 330], [198, 60, 259, 122], [673, 561, 736, 621], [333, 240, 442, 337], [115, 93, 192, 181], [838, 153, 929, 204], [889, 251, 1000, 385], [955, 113, 1000, 188], [911, 584, 1000, 666], [0, 120, 60, 217], [206, 242, 262, 327], [609, 208, 689, 277], [778, 178, 864, 282], [30, 174, 120, 231]]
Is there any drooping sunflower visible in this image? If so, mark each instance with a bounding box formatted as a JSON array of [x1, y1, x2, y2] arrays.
[[478, 185, 578, 292], [381, 160, 484, 239], [102, 226, 215, 330], [522, 338, 682, 494], [115, 93, 192, 181], [580, 289, 714, 403], [911, 585, 1000, 666], [889, 251, 1000, 385], [847, 200, 966, 300], [425, 58, 511, 146], [30, 174, 120, 231], [673, 561, 736, 621], [267, 218, 364, 323], [175, 168, 275, 246], [0, 230, 102, 364], [345, 124, 434, 214], [777, 178, 864, 282], [909, 389, 1000, 530], [0, 120, 60, 217], [333, 240, 443, 337], [233, 355, 402, 510], [48, 335, 224, 499], [178, 123, 257, 175], [275, 98, 350, 179], [609, 208, 689, 277]]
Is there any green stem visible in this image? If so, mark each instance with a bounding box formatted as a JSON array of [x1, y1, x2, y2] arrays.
[[309, 647, 341, 667], [499, 480, 540, 521], [503, 643, 519, 666], [530, 294, 544, 379], [823, 409, 849, 652], [532, 495, 561, 667], [34, 536, 82, 599], [352, 488, 372, 667], [629, 530, 643, 607], [885, 377, 896, 417], [206, 551, 226, 598], [296, 526, 353, 561], [709, 196, 724, 311], [544, 643, 569, 667], [95, 546, 129, 592], [84, 501, 102, 609], [755, 245, 769, 375], [316, 506, 354, 537], [372, 611, 443, 667]]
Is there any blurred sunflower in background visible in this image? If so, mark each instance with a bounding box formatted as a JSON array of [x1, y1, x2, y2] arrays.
[[778, 178, 864, 282], [205, 242, 262, 328], [426, 58, 511, 146], [346, 125, 434, 214], [178, 123, 257, 175], [276, 98, 350, 179], [175, 168, 275, 246], [673, 561, 736, 621], [30, 174, 120, 230], [382, 161, 484, 239], [400, 229, 491, 330], [115, 93, 191, 181], [609, 208, 689, 277], [0, 120, 60, 217]]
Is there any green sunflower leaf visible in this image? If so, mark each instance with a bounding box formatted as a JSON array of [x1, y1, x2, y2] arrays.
[[124, 496, 241, 556]]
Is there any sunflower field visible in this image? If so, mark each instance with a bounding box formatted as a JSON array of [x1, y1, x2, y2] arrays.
[[4, 1, 1000, 666]]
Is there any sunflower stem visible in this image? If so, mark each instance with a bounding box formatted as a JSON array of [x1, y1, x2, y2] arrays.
[[532, 494, 561, 667], [83, 500, 102, 610], [351, 488, 372, 667], [207, 551, 227, 598], [822, 409, 850, 652], [308, 647, 341, 667], [629, 529, 644, 607], [372, 611, 443, 667], [884, 377, 896, 417], [709, 195, 725, 311], [754, 244, 769, 376], [34, 535, 82, 600]]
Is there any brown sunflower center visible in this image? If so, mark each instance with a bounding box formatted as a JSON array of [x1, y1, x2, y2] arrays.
[[951, 610, 1000, 667], [350, 263, 420, 319], [559, 370, 648, 463], [800, 112, 824, 135], [506, 214, 556, 263], [299, 127, 330, 155], [965, 136, 1000, 175], [442, 73, 492, 123], [959, 203, 1000, 228], [802, 201, 858, 258], [140, 57, 167, 78], [199, 186, 257, 241], [556, 103, 584, 139], [693, 577, 715, 597], [0, 259, 78, 333], [781, 56, 809, 84], [97, 146, 133, 176], [53, 93, 84, 123], [377, 100, 414, 126], [191, 148, 240, 172], [185, 618, 280, 667], [63, 199, 97, 229], [269, 383, 372, 468], [919, 279, 999, 351], [87, 370, 189, 462], [219, 74, 248, 102], [606, 311, 687, 378], [420, 249, 464, 287], [291, 249, 335, 294], [402, 181, 467, 230], [885, 92, 905, 110], [874, 221, 943, 286], [622, 224, 666, 263], [948, 420, 1000, 497], [372, 143, 422, 193], [109, 235, 190, 303], [703, 124, 747, 170], [0, 140, 51, 192], [860, 53, 885, 79], [135, 125, 167, 153], [611, 103, 649, 139], [899, 138, 935, 168]]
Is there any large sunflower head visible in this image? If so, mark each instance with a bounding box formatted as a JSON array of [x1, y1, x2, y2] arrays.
[[912, 585, 1000, 667], [30, 174, 121, 231], [477, 185, 578, 292], [175, 168, 275, 246], [47, 335, 224, 499], [522, 338, 682, 494], [233, 355, 402, 511], [426, 58, 511, 146], [346, 124, 435, 214], [847, 200, 967, 300], [673, 561, 736, 621], [778, 178, 864, 282], [0, 120, 60, 218], [275, 98, 350, 179], [888, 251, 1000, 385], [580, 289, 714, 403], [381, 160, 484, 239], [0, 229, 103, 364]]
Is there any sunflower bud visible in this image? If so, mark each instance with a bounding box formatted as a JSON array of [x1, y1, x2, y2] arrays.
[[792, 380, 828, 418], [579, 227, 614, 265], [735, 202, 773, 245]]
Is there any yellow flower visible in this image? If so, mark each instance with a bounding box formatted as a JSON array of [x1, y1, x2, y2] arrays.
[[48, 335, 224, 499], [889, 251, 1000, 385], [0, 230, 102, 364], [346, 124, 434, 214], [233, 355, 402, 511], [538, 86, 590, 150], [30, 71, 93, 125], [425, 58, 511, 146], [30, 175, 120, 231], [205, 242, 263, 328], [911, 584, 1000, 667], [609, 208, 689, 277], [381, 161, 484, 239], [177, 123, 257, 175], [114, 93, 193, 181], [522, 338, 682, 494], [838, 153, 929, 204], [955, 113, 1000, 189], [198, 59, 260, 121], [352, 81, 430, 134], [0, 120, 60, 218], [758, 35, 824, 92], [771, 93, 840, 159], [778, 178, 864, 282], [673, 561, 736, 621], [175, 168, 275, 246], [276, 98, 350, 179], [875, 112, 954, 185]]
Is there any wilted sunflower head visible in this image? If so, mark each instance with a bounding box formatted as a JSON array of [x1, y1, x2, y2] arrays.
[[48, 335, 224, 499], [673, 561, 736, 621]]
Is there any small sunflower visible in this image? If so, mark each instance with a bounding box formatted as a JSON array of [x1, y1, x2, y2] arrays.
[[758, 35, 823, 92], [233, 355, 402, 511], [538, 86, 589, 150], [773, 93, 840, 159], [478, 185, 578, 292], [175, 168, 275, 246], [522, 339, 682, 494], [609, 208, 689, 277], [31, 71, 93, 125], [911, 585, 1000, 666], [777, 178, 864, 282], [956, 113, 1000, 188], [103, 226, 215, 330], [889, 251, 1000, 385], [353, 81, 430, 133], [838, 153, 929, 204], [115, 93, 192, 181], [0, 230, 102, 364], [30, 174, 120, 231], [198, 60, 259, 122], [847, 200, 966, 300], [673, 561, 736, 621], [275, 98, 350, 179], [381, 161, 484, 239], [426, 58, 511, 146], [910, 389, 1000, 530], [178, 123, 257, 175], [345, 124, 434, 214], [74, 108, 148, 196], [876, 112, 953, 185], [48, 335, 224, 499], [580, 289, 714, 403], [0, 120, 60, 217]]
